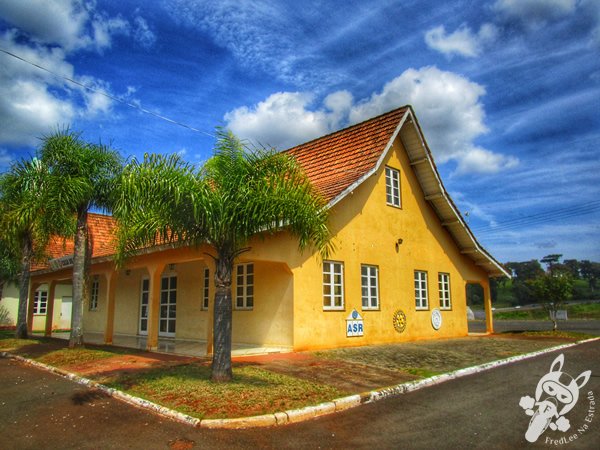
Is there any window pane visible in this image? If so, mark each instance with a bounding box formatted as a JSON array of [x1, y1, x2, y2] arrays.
[[161, 278, 168, 290]]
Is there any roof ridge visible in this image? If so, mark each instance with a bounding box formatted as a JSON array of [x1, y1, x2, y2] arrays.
[[284, 105, 409, 153]]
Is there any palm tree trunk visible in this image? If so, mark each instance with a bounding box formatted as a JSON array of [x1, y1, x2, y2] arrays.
[[211, 252, 234, 382], [69, 208, 88, 348], [15, 235, 32, 339]]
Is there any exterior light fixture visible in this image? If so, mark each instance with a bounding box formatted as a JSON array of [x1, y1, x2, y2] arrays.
[[395, 238, 403, 252]]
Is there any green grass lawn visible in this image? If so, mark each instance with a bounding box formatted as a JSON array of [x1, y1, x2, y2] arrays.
[[105, 363, 347, 419], [493, 302, 600, 320]]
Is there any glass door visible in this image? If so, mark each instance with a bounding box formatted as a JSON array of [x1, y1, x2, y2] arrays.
[[159, 275, 177, 337], [139, 278, 149, 335]]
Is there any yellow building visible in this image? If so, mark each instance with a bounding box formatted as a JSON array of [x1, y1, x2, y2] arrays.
[[1, 106, 508, 352]]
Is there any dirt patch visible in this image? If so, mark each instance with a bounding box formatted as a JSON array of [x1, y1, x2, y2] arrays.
[[314, 334, 584, 374], [65, 353, 198, 380], [235, 354, 416, 392]]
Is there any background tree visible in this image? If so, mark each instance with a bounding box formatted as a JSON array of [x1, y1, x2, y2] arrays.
[[505, 260, 545, 305], [528, 270, 574, 331], [0, 237, 19, 326], [114, 130, 331, 382], [0, 158, 71, 338], [40, 129, 122, 348], [580, 260, 600, 292], [540, 254, 563, 274], [563, 259, 580, 279]]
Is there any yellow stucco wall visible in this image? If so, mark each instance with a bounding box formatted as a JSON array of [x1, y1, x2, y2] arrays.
[[83, 275, 106, 333], [25, 128, 492, 350], [286, 137, 489, 351], [231, 261, 293, 347], [172, 260, 209, 340]]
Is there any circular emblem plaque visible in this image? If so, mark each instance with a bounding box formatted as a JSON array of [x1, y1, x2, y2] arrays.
[[393, 309, 407, 333], [431, 308, 442, 330]]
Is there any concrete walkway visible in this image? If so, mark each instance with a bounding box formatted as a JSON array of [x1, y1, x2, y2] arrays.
[[34, 331, 292, 357]]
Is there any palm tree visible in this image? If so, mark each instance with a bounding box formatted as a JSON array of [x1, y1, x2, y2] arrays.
[[40, 129, 122, 348], [114, 130, 331, 382], [0, 158, 72, 338]]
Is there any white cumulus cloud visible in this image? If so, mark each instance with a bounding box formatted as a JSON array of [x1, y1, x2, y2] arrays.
[[425, 23, 497, 58], [225, 66, 518, 175], [0, 0, 153, 149], [224, 92, 349, 150]]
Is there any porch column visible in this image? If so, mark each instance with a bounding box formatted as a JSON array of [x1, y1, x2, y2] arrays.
[[104, 270, 118, 345], [26, 281, 40, 333], [146, 263, 166, 351], [44, 281, 57, 337], [483, 279, 494, 334]]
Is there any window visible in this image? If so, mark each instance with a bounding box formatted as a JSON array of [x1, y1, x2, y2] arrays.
[[235, 263, 254, 309], [33, 289, 48, 314], [385, 166, 401, 207], [361, 265, 379, 310], [323, 261, 344, 310], [90, 277, 99, 311], [414, 271, 428, 310], [439, 273, 451, 309], [139, 278, 149, 334], [160, 275, 177, 335], [202, 268, 210, 310]]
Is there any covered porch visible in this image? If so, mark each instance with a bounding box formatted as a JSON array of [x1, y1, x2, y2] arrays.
[[36, 331, 292, 357]]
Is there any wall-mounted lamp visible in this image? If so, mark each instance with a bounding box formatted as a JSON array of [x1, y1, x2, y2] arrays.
[[169, 263, 176, 271], [395, 238, 403, 252]]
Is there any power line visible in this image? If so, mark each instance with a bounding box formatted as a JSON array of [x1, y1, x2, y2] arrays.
[[0, 47, 215, 138], [473, 201, 600, 236]]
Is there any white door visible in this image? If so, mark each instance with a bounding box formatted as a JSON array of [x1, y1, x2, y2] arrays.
[[60, 297, 72, 329], [159, 275, 177, 337]]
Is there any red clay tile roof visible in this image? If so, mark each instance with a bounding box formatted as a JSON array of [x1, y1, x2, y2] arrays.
[[32, 107, 410, 272], [31, 212, 117, 272], [286, 106, 408, 202]]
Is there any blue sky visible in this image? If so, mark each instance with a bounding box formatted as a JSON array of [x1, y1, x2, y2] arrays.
[[0, 0, 599, 264]]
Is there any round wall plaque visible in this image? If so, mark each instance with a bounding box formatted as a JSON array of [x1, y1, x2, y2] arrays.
[[393, 309, 407, 333], [431, 308, 442, 330]]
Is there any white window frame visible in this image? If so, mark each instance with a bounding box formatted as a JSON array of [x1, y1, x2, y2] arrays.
[[385, 166, 401, 207], [414, 270, 429, 310], [323, 261, 344, 310], [139, 277, 150, 335], [438, 273, 451, 310], [361, 264, 379, 310], [235, 263, 254, 310], [202, 268, 210, 310], [33, 289, 48, 315], [89, 277, 99, 311]]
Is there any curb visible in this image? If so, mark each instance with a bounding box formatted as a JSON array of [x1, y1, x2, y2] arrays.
[[2, 336, 599, 429]]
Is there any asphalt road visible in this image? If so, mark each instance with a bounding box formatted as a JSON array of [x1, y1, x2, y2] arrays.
[[469, 319, 600, 335], [1, 340, 599, 449]]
